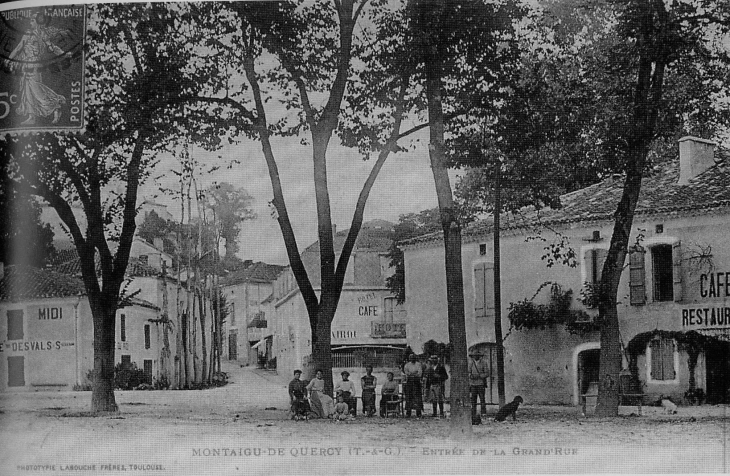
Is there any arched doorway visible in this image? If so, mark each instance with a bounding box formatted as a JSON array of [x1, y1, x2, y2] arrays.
[[573, 343, 600, 406]]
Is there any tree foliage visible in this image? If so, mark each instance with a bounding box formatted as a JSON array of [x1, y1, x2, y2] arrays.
[[205, 182, 256, 259], [1, 3, 222, 412], [385, 208, 442, 303], [0, 181, 55, 267]]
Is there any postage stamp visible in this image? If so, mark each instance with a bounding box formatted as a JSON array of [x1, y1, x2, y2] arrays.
[[0, 4, 86, 134]]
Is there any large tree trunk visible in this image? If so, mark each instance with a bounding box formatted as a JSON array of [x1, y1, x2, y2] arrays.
[[420, 0, 471, 435], [198, 281, 208, 386], [596, 168, 643, 416], [596, 7, 667, 414], [493, 162, 506, 407], [160, 266, 172, 387], [312, 307, 335, 395], [91, 301, 118, 412]]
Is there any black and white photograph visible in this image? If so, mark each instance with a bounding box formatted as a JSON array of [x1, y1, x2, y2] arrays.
[[1, 0, 729, 474]]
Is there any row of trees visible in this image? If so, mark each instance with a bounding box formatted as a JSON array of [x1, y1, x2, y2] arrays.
[[2, 1, 729, 433]]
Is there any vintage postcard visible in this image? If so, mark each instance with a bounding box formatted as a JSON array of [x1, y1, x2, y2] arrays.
[[0, 0, 728, 474]]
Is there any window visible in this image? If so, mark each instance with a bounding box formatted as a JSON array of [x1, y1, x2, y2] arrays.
[[138, 255, 148, 265], [652, 244, 674, 302], [144, 325, 151, 349], [649, 338, 676, 381], [474, 262, 495, 319], [383, 297, 395, 324], [630, 241, 682, 305], [229, 303, 235, 326], [7, 309, 23, 340], [121, 354, 132, 369], [120, 314, 126, 342]]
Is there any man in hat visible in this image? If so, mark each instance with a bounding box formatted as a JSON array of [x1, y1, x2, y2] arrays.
[[424, 355, 448, 417], [403, 353, 423, 417], [469, 350, 489, 421], [334, 370, 357, 416]]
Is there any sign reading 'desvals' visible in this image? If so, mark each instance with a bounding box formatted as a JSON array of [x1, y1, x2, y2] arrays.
[[681, 270, 730, 329]]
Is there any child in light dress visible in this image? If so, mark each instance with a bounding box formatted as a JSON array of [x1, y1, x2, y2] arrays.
[[334, 393, 351, 421]]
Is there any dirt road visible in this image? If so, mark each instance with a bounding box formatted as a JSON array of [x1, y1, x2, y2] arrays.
[[1, 362, 727, 475]]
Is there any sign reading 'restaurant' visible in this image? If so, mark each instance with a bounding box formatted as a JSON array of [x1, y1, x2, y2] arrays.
[[682, 307, 730, 328]]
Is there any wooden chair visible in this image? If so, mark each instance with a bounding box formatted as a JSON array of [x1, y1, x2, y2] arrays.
[[384, 394, 404, 418]]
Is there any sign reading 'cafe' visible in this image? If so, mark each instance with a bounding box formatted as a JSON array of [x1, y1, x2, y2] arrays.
[[681, 271, 730, 330]]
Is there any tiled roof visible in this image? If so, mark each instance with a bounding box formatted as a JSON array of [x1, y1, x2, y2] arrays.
[[302, 220, 395, 255], [402, 156, 730, 247], [222, 261, 285, 286], [50, 251, 161, 278], [0, 265, 86, 302]]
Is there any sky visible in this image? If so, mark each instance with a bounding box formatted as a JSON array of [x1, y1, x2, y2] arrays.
[[141, 130, 450, 265]]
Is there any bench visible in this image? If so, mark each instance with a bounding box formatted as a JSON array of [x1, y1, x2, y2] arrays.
[[580, 392, 646, 416]]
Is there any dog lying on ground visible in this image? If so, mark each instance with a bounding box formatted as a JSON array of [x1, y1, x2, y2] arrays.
[[494, 396, 524, 422], [660, 398, 677, 414]]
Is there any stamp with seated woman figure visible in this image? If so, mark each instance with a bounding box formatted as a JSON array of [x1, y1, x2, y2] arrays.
[[0, 5, 86, 134]]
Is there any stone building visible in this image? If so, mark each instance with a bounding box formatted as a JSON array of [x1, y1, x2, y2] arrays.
[[401, 137, 730, 405], [221, 261, 285, 366], [272, 220, 407, 381], [0, 265, 161, 391]]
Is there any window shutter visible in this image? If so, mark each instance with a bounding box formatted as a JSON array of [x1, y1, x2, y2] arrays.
[[664, 339, 676, 380], [673, 241, 683, 302], [584, 249, 595, 286], [474, 263, 485, 318], [484, 262, 495, 318], [595, 248, 608, 282], [629, 247, 646, 306], [650, 339, 662, 380]]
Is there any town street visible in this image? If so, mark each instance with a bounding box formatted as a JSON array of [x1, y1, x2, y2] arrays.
[[0, 362, 727, 475]]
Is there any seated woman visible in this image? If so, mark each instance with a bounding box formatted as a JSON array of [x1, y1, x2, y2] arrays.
[[379, 372, 400, 417], [334, 371, 357, 416], [306, 370, 334, 418]]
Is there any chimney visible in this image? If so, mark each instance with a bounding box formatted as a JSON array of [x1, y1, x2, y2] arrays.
[[678, 136, 716, 185]]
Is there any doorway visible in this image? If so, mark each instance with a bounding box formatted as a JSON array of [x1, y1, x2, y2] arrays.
[[577, 349, 601, 399], [705, 340, 730, 404]]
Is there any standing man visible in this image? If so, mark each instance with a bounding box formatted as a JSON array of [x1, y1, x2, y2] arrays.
[[425, 355, 449, 418], [469, 350, 489, 421], [403, 353, 423, 418]]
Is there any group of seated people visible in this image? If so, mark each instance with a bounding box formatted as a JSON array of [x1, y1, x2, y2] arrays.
[[288, 366, 401, 420]]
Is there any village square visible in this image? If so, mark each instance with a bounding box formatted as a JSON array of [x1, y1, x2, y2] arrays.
[[1, 0, 730, 474]]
